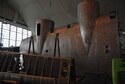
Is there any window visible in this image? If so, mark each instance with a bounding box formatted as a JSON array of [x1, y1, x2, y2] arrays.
[[16, 41, 21, 46], [10, 32, 16, 40], [17, 27, 22, 33], [23, 29, 28, 39], [3, 39, 9, 47], [17, 33, 22, 41], [23, 34, 27, 39], [3, 24, 10, 30], [0, 21, 32, 47], [0, 22, 2, 44], [10, 40, 15, 47], [3, 29, 9, 39], [28, 31, 31, 37], [11, 25, 16, 32], [23, 29, 27, 35], [0, 22, 2, 40], [3, 24, 10, 40], [0, 22, 2, 28]]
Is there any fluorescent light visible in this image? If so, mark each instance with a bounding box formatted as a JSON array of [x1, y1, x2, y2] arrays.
[[122, 32, 125, 34]]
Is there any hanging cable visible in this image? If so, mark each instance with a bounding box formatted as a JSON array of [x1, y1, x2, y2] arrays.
[[56, 0, 76, 21], [50, 0, 52, 7], [36, 0, 50, 19]]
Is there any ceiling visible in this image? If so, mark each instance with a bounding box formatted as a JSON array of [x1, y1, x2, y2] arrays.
[[6, 0, 125, 34]]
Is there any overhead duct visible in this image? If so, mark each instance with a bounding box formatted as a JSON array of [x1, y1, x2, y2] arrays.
[[78, 0, 99, 54], [36, 19, 54, 54]]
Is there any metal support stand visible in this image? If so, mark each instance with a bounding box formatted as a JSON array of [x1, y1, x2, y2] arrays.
[[28, 36, 35, 54], [54, 33, 60, 57]]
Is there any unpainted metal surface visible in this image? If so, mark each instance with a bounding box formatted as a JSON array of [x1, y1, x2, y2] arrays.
[[42, 16, 120, 75], [20, 0, 120, 76], [88, 15, 120, 73], [36, 19, 54, 54], [20, 17, 120, 75], [78, 0, 99, 54]]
